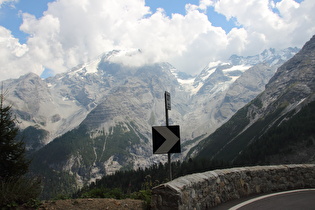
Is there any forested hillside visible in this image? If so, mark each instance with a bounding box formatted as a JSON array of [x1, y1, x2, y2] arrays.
[[73, 158, 230, 200], [74, 101, 315, 203], [234, 100, 315, 165]]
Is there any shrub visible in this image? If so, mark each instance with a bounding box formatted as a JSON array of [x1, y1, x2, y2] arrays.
[[0, 176, 42, 208], [131, 189, 151, 208], [81, 187, 125, 199]]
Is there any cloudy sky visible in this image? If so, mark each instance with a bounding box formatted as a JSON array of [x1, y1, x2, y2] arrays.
[[0, 0, 314, 81]]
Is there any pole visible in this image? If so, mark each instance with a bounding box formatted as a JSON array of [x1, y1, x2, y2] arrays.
[[165, 91, 172, 181], [168, 152, 172, 180]]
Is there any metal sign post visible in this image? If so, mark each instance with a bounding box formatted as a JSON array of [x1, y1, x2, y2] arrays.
[[165, 91, 172, 180], [152, 91, 180, 181]]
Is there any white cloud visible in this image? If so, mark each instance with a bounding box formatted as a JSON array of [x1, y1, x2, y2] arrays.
[[0, 0, 18, 7], [20, 13, 66, 73], [19, 0, 152, 74], [214, 0, 315, 55], [276, 0, 315, 47], [198, 0, 214, 12], [0, 26, 43, 81], [0, 0, 314, 80]]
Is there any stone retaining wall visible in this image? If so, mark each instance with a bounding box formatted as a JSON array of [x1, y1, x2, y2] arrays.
[[151, 164, 315, 210]]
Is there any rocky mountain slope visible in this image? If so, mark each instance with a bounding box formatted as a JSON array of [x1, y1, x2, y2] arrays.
[[183, 48, 298, 139], [192, 35, 315, 164], [2, 46, 299, 198]]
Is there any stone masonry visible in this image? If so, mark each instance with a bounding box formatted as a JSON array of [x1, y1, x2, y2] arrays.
[[151, 164, 315, 209]]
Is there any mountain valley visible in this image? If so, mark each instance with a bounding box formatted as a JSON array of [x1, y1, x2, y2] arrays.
[[2, 42, 307, 198]]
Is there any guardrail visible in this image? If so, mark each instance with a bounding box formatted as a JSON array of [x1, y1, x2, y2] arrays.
[[151, 164, 315, 209]]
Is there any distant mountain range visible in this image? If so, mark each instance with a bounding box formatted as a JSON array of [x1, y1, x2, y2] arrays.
[[2, 42, 302, 198], [191, 35, 315, 165]]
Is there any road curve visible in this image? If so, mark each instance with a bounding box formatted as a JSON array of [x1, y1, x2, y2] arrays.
[[214, 189, 315, 210]]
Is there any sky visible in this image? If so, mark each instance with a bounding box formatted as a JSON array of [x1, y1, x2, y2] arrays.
[[0, 0, 314, 81]]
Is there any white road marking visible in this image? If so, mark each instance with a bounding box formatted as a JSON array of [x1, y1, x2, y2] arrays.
[[229, 189, 315, 210]]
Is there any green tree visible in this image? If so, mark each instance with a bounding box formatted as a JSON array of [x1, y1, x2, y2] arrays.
[[0, 89, 29, 179], [0, 87, 41, 208]]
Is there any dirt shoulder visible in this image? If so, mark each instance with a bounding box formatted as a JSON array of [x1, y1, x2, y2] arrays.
[[23, 198, 146, 210]]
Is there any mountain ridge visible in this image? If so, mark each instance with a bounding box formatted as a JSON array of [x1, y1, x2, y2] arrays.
[[193, 35, 315, 163], [1, 45, 302, 198]]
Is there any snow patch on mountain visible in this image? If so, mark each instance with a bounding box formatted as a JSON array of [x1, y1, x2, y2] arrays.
[[222, 64, 251, 73], [223, 64, 252, 82], [177, 78, 198, 93], [207, 61, 229, 68], [84, 57, 101, 74]]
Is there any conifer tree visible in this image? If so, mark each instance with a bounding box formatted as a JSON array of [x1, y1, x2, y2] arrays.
[[0, 89, 29, 179]]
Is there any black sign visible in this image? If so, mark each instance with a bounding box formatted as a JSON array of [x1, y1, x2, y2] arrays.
[[165, 91, 171, 110], [152, 125, 180, 154]]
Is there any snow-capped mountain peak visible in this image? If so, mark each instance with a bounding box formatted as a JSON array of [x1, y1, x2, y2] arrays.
[[2, 45, 300, 195]]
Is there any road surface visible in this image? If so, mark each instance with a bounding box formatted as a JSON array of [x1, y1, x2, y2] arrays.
[[213, 189, 315, 210]]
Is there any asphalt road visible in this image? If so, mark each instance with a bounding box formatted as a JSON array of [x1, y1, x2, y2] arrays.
[[213, 189, 315, 210]]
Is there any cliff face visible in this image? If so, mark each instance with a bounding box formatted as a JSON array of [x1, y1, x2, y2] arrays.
[[262, 35, 315, 113]]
